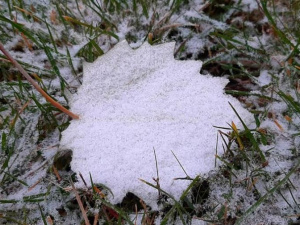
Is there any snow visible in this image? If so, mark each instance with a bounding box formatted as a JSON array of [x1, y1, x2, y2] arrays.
[[60, 40, 253, 207], [237, 0, 259, 12], [258, 70, 272, 87]]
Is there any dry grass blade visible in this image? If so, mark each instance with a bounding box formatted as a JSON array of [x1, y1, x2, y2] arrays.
[[93, 212, 99, 225], [134, 204, 138, 225], [0, 41, 79, 120], [140, 199, 155, 225], [13, 6, 41, 22], [231, 121, 244, 150], [52, 165, 61, 182], [10, 99, 31, 128], [28, 178, 42, 192], [274, 119, 284, 131], [20, 32, 33, 51], [46, 215, 54, 225], [70, 179, 91, 225]]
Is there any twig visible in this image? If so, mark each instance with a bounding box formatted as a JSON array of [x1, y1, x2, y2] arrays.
[[0, 41, 79, 119]]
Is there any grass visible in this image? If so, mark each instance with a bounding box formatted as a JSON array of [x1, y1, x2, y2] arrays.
[[0, 0, 300, 224]]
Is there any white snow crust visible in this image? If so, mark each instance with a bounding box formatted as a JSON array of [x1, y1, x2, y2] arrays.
[[60, 40, 252, 207]]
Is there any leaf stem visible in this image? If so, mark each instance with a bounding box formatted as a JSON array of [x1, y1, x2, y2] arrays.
[[0, 41, 79, 120]]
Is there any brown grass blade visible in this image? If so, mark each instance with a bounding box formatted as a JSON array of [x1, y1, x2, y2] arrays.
[[70, 179, 90, 225]]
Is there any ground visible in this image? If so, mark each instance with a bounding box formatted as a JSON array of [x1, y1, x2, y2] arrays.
[[0, 0, 299, 224]]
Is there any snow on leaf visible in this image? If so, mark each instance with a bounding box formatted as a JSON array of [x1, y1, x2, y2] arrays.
[[60, 40, 253, 208]]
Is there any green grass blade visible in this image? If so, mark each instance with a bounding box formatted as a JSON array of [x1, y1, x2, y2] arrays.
[[261, 0, 294, 48], [277, 91, 300, 115], [225, 90, 276, 101], [0, 199, 18, 204], [44, 20, 58, 53], [3, 171, 28, 186], [38, 203, 47, 225]]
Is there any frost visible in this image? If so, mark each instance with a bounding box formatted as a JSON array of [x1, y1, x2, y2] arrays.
[[60, 40, 252, 207]]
